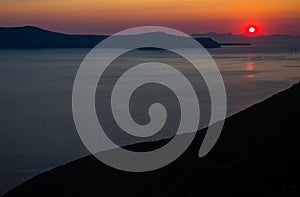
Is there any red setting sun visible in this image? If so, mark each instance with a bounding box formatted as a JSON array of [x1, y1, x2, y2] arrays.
[[246, 25, 259, 35], [249, 27, 256, 33]]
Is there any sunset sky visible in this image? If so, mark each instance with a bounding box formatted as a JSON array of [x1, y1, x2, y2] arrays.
[[1, 0, 300, 35]]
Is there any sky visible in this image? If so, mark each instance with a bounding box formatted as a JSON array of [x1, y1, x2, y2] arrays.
[[0, 0, 300, 35]]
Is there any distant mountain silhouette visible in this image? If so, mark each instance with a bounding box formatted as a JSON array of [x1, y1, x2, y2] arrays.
[[0, 26, 220, 49], [0, 26, 108, 49], [3, 81, 300, 197], [192, 32, 300, 46]]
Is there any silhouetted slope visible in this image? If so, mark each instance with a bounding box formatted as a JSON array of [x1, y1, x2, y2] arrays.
[[0, 26, 220, 49], [2, 82, 300, 197], [194, 37, 220, 48], [0, 26, 107, 48]]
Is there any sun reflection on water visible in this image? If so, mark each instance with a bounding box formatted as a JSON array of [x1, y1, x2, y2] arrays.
[[246, 61, 254, 78]]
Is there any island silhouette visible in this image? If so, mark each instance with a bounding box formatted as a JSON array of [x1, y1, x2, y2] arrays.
[[0, 26, 223, 49]]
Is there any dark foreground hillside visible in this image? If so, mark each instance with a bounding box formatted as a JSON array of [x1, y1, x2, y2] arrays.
[[3, 82, 300, 197]]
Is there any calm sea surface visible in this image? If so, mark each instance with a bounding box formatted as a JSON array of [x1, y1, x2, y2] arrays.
[[0, 44, 300, 194]]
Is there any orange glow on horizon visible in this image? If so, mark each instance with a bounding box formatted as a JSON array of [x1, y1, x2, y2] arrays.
[[1, 0, 300, 34]]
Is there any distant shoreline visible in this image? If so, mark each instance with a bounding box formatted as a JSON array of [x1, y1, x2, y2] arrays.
[[0, 26, 221, 49], [219, 43, 251, 46], [0, 26, 256, 49]]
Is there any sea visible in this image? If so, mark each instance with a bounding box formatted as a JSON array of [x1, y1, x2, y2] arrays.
[[0, 40, 300, 194]]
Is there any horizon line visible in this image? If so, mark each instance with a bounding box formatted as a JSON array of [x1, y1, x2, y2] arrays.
[[1, 25, 299, 37]]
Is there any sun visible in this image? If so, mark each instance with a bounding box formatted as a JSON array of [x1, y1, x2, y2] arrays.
[[246, 25, 258, 35], [249, 27, 255, 33]]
